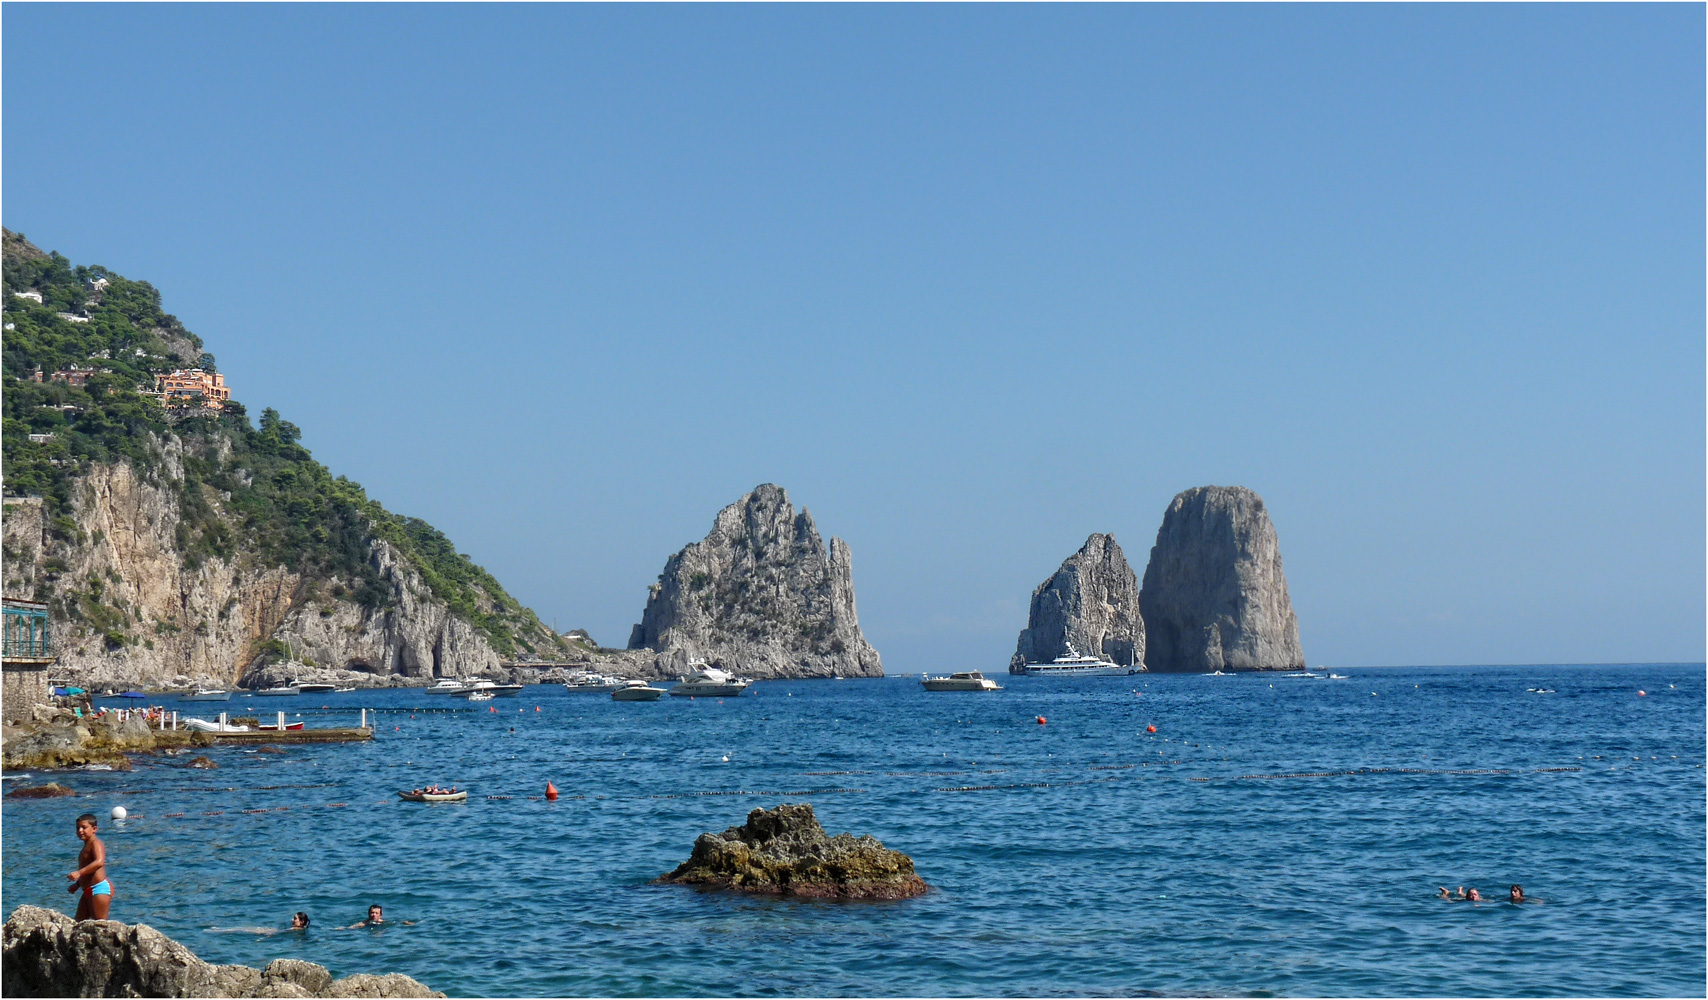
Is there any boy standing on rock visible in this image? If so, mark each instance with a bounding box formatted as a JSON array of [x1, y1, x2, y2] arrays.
[[66, 813, 111, 920]]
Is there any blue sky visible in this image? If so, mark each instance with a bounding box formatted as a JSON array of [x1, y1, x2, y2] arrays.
[[5, 5, 1702, 668]]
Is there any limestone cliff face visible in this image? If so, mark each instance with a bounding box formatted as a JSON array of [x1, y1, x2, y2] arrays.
[[1138, 485, 1305, 673], [627, 484, 882, 679], [2, 456, 513, 690], [1009, 533, 1144, 673]]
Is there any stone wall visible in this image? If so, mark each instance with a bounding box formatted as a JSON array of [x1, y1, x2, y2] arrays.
[[1, 665, 50, 723]]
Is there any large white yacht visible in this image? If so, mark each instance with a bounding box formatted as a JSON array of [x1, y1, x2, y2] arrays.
[[670, 665, 753, 698], [562, 672, 625, 694], [921, 671, 1001, 692], [424, 679, 467, 695], [611, 679, 667, 701], [1014, 642, 1139, 677]]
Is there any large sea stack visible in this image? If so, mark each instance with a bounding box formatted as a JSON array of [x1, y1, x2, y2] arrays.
[[627, 485, 882, 679], [1139, 486, 1305, 672], [1009, 533, 1143, 673]]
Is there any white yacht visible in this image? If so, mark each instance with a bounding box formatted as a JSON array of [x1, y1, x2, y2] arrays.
[[290, 681, 337, 695], [256, 685, 301, 696], [184, 689, 231, 702], [562, 673, 625, 693], [466, 690, 495, 702], [670, 665, 752, 698], [1014, 642, 1137, 677], [921, 671, 1001, 692], [611, 679, 667, 701], [183, 716, 251, 732], [424, 679, 467, 695]]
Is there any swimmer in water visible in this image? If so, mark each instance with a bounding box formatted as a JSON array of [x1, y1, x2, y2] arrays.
[[1509, 885, 1539, 904], [1452, 886, 1467, 900], [67, 814, 111, 920], [348, 904, 414, 928], [1437, 887, 1451, 899], [291, 911, 310, 930], [1466, 888, 1482, 902]]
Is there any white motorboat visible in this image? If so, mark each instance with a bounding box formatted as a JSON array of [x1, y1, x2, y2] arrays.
[[611, 680, 667, 701], [184, 689, 231, 702], [256, 686, 301, 696], [183, 717, 251, 733], [1013, 642, 1137, 677], [424, 679, 467, 695], [562, 673, 625, 693], [670, 665, 753, 698], [487, 683, 525, 697], [921, 671, 1001, 692], [290, 681, 337, 694], [465, 690, 495, 702]]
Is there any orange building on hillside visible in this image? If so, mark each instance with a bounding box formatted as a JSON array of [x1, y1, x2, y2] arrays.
[[154, 368, 230, 410]]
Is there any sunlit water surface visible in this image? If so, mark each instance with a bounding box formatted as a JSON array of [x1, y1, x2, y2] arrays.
[[3, 664, 1703, 997]]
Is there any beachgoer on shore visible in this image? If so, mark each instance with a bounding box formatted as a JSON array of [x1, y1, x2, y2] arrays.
[[66, 813, 111, 920]]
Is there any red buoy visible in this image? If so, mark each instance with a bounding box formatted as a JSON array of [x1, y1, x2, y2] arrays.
[[1146, 724, 1157, 733], [1036, 716, 1046, 725], [546, 781, 559, 801], [1638, 690, 1647, 697]]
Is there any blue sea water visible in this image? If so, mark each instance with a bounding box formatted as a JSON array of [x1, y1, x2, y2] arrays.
[[2, 664, 1703, 998]]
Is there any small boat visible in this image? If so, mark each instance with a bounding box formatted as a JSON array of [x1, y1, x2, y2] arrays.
[[670, 665, 753, 698], [184, 689, 231, 702], [333, 686, 356, 693], [256, 686, 301, 697], [487, 683, 524, 697], [290, 681, 337, 695], [183, 717, 251, 733], [465, 690, 495, 702], [611, 680, 667, 701], [256, 721, 306, 731], [398, 789, 468, 803], [424, 679, 467, 695], [921, 671, 1002, 692]]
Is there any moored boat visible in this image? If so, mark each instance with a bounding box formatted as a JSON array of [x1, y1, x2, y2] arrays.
[[424, 679, 467, 695], [398, 789, 467, 803], [290, 681, 337, 694], [611, 680, 667, 701], [465, 690, 495, 702], [183, 717, 251, 733], [670, 665, 753, 698], [1014, 642, 1138, 677], [256, 721, 306, 731], [921, 671, 1002, 692], [184, 689, 231, 702], [256, 686, 301, 696], [562, 672, 624, 693]]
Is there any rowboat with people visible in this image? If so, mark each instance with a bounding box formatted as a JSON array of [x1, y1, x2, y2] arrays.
[[398, 786, 467, 803]]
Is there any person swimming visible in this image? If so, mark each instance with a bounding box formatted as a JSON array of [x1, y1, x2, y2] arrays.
[[291, 911, 310, 929], [1437, 887, 1451, 900], [1466, 888, 1482, 902], [1508, 885, 1540, 904]]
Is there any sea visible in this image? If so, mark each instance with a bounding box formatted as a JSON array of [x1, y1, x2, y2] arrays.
[[2, 664, 1703, 998]]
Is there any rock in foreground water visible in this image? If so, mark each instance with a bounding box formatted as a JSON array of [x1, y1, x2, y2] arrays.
[[0, 905, 444, 998], [1139, 485, 1305, 672], [656, 803, 927, 899]]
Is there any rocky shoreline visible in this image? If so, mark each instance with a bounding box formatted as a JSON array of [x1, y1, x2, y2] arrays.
[[1, 905, 442, 998], [655, 803, 928, 899]]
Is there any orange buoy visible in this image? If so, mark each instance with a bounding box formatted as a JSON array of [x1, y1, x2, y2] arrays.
[[546, 781, 559, 801], [1036, 716, 1046, 725], [1146, 724, 1157, 733], [535, 706, 541, 711]]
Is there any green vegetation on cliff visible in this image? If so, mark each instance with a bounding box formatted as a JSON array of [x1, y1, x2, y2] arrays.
[[2, 229, 558, 658]]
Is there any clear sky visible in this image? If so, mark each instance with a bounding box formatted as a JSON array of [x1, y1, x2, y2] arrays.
[[4, 5, 1702, 669]]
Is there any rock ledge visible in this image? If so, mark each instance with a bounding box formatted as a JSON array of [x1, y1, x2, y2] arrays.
[[655, 803, 927, 899], [1, 905, 443, 998]]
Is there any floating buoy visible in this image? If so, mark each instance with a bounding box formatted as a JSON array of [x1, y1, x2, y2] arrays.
[[1638, 690, 1647, 696], [489, 706, 497, 712], [110, 806, 127, 820], [394, 726, 399, 731], [545, 781, 559, 801], [1036, 716, 1046, 725], [535, 706, 541, 711], [1146, 724, 1156, 733]]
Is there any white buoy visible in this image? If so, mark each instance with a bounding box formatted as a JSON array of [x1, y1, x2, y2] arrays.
[[110, 806, 127, 820]]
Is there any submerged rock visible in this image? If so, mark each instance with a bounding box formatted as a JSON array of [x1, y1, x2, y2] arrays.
[[0, 905, 444, 998], [627, 485, 883, 679], [1139, 485, 1305, 672], [4, 783, 76, 799], [656, 803, 927, 899], [1010, 533, 1144, 674], [184, 756, 219, 769]]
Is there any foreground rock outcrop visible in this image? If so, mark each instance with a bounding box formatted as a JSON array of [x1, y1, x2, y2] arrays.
[[627, 485, 882, 679], [1, 905, 443, 998], [655, 803, 927, 899], [1009, 533, 1144, 673], [1139, 485, 1305, 672]]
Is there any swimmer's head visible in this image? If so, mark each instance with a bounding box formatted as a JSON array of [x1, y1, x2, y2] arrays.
[[1466, 888, 1482, 902], [291, 912, 310, 929], [1509, 885, 1523, 902], [367, 905, 383, 924], [75, 814, 98, 839]]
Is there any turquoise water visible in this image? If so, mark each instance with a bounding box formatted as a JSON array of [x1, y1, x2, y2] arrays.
[[3, 664, 1703, 997]]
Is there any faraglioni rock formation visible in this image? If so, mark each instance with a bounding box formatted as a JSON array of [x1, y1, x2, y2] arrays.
[[1, 905, 443, 998], [655, 803, 928, 899], [1009, 533, 1144, 674], [1139, 485, 1305, 672], [627, 485, 882, 679]]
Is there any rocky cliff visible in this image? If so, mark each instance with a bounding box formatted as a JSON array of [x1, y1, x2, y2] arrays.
[[1, 229, 564, 690], [627, 485, 882, 679], [1009, 533, 1144, 673], [1138, 485, 1305, 672]]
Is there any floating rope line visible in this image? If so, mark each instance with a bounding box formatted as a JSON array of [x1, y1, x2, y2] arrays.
[[1188, 766, 1585, 782]]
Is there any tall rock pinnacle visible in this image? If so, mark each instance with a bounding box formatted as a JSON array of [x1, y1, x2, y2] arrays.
[[627, 484, 883, 679], [1139, 486, 1305, 673], [1010, 534, 1144, 674]]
